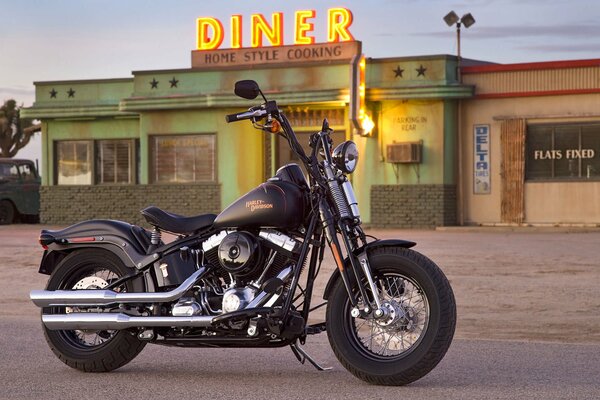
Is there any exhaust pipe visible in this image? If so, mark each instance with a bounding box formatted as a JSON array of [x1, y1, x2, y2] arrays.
[[42, 313, 214, 330], [30, 267, 207, 308]]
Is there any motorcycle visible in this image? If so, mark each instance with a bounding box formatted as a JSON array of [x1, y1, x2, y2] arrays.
[[30, 80, 456, 386]]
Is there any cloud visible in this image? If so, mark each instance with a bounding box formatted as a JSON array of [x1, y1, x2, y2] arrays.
[[0, 87, 35, 104], [517, 43, 600, 53], [0, 87, 35, 96], [413, 23, 600, 40]]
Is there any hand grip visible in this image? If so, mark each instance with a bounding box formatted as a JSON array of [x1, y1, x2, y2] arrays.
[[225, 108, 266, 123], [225, 113, 244, 123]]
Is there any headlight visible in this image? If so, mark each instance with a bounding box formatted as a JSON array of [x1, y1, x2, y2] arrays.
[[332, 141, 359, 174]]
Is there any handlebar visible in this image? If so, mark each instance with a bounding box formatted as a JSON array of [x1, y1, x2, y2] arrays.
[[225, 108, 267, 123]]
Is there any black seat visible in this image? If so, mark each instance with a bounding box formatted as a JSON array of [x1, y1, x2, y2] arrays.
[[140, 206, 216, 235]]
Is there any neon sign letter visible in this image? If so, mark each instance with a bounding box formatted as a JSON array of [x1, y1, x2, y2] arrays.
[[294, 10, 315, 45], [327, 8, 354, 42], [251, 13, 283, 47], [197, 17, 224, 50]]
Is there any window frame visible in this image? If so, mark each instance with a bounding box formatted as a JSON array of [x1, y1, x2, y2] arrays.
[[95, 139, 138, 185], [525, 122, 600, 183], [54, 139, 138, 186], [150, 133, 217, 184]]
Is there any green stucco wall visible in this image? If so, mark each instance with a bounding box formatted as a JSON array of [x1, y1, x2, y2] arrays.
[[24, 53, 473, 227]]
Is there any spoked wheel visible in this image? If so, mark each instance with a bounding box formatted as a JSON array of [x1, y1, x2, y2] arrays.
[[43, 249, 146, 372], [350, 273, 430, 359], [326, 246, 456, 386]]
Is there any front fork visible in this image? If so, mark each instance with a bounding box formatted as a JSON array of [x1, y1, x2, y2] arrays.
[[319, 201, 385, 319]]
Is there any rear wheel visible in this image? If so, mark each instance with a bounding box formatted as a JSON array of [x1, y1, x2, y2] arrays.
[[42, 249, 146, 372], [0, 200, 15, 224], [326, 246, 456, 386]]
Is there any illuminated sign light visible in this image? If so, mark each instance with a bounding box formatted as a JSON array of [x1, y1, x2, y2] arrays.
[[197, 8, 354, 50]]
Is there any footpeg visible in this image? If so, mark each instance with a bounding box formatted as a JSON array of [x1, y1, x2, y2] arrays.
[[290, 342, 332, 371]]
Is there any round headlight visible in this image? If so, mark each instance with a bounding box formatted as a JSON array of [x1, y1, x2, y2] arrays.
[[332, 141, 359, 174]]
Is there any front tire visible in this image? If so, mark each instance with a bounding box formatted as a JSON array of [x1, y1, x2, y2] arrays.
[[326, 246, 456, 386], [42, 249, 146, 372]]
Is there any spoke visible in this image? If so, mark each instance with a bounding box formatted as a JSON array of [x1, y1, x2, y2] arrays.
[[355, 318, 368, 331]]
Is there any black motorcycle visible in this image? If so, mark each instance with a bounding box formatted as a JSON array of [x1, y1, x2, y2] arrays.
[[30, 80, 456, 386]]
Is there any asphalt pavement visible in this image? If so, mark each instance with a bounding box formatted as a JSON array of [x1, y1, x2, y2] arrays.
[[1, 225, 599, 399], [1, 316, 598, 400]]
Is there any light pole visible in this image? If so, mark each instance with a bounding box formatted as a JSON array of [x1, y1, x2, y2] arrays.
[[444, 11, 475, 82], [444, 11, 474, 227]]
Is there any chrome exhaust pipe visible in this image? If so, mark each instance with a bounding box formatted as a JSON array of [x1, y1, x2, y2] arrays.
[[42, 313, 214, 330], [30, 267, 207, 308]]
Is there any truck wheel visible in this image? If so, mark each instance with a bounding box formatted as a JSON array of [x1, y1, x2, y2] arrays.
[[0, 200, 15, 224]]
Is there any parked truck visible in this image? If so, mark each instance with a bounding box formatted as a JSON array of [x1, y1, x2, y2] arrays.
[[0, 159, 40, 224]]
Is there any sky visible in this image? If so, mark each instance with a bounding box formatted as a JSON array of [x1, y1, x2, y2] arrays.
[[3, 0, 600, 108]]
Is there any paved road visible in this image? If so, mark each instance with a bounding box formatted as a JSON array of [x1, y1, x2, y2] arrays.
[[1, 316, 598, 400], [2, 225, 600, 399]]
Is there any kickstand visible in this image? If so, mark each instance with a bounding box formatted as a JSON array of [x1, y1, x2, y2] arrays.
[[290, 342, 332, 371]]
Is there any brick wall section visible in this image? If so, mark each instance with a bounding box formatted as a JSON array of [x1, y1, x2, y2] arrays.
[[371, 184, 456, 228], [40, 184, 221, 227]]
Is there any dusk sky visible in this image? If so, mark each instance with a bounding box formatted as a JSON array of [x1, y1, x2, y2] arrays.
[[3, 0, 600, 108]]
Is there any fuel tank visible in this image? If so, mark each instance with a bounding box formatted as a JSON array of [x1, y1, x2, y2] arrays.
[[213, 165, 308, 229]]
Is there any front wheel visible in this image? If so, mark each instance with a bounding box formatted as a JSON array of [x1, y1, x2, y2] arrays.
[[326, 246, 456, 386]]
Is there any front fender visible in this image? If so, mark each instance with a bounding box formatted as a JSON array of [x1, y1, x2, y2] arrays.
[[322, 239, 416, 300]]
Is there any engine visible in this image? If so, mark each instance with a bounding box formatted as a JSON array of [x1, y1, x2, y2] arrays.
[[217, 231, 264, 279], [170, 229, 300, 318]]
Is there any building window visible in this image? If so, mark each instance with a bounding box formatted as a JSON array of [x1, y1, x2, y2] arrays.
[[56, 141, 92, 185], [96, 140, 136, 184], [151, 134, 216, 183], [526, 123, 600, 181], [56, 139, 137, 185]]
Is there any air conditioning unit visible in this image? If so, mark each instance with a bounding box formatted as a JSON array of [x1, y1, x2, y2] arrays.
[[386, 141, 422, 163]]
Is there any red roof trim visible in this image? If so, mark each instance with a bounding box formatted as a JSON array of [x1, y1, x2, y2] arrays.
[[463, 59, 600, 74], [474, 88, 600, 99]]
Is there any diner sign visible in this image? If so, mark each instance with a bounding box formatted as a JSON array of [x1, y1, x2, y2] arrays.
[[191, 41, 361, 69], [192, 8, 358, 69], [196, 8, 354, 50]]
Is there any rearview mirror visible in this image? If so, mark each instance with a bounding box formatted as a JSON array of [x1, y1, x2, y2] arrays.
[[234, 80, 261, 100]]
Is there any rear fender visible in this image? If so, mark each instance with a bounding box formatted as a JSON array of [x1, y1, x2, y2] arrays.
[[322, 239, 416, 300], [38, 219, 152, 275]]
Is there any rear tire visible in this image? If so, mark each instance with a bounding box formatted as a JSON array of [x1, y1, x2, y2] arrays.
[[0, 200, 15, 224], [42, 249, 146, 372], [326, 246, 456, 386]]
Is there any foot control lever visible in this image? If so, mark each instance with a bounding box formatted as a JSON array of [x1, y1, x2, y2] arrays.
[[290, 342, 332, 371]]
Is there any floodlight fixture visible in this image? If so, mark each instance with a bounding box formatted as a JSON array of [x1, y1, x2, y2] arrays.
[[444, 11, 476, 82], [444, 11, 459, 27], [461, 13, 476, 28]]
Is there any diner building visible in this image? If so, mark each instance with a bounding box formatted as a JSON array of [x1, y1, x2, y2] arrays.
[[23, 42, 600, 227]]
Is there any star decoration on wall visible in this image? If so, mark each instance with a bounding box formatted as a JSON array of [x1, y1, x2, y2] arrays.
[[393, 66, 404, 78], [169, 77, 179, 88], [49, 89, 57, 98], [416, 65, 427, 77], [67, 88, 76, 98], [150, 78, 159, 89]]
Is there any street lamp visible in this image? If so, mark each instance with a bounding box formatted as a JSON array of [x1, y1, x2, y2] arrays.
[[444, 11, 475, 227], [444, 11, 475, 81]]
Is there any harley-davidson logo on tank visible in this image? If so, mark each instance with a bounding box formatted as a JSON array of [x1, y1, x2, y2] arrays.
[[191, 8, 358, 68], [246, 199, 274, 212]]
